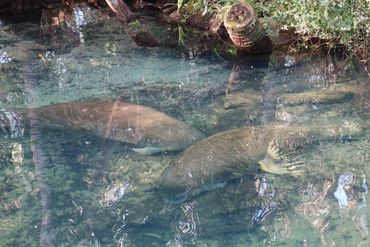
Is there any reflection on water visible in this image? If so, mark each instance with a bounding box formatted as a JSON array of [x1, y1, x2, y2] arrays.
[[172, 201, 199, 245], [0, 109, 24, 138], [0, 11, 369, 247]]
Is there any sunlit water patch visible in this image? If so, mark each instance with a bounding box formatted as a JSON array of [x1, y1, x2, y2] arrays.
[[0, 12, 369, 247]]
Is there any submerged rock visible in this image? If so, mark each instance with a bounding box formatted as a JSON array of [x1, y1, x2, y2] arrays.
[[30, 100, 205, 155]]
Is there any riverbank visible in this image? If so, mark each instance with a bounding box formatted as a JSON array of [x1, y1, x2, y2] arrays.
[[0, 0, 368, 70]]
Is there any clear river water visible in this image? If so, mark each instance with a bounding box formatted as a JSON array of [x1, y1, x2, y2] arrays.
[[0, 8, 369, 247]]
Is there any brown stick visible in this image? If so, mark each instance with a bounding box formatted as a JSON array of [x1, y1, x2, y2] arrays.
[[105, 0, 134, 23]]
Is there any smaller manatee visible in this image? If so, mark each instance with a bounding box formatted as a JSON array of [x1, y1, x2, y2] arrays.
[[160, 125, 313, 202]]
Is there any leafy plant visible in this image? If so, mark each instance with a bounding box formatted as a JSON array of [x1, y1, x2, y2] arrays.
[[265, 0, 369, 60]]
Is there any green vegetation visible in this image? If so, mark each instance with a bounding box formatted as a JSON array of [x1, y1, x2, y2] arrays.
[[178, 0, 369, 60], [267, 0, 369, 60]]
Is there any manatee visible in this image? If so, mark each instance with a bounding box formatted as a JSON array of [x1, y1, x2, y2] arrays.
[[30, 100, 205, 155], [279, 83, 366, 106], [159, 125, 315, 202]]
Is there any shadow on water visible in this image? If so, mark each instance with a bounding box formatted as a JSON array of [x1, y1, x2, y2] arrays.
[[0, 8, 369, 247]]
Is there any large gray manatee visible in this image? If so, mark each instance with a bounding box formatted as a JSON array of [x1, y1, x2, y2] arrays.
[[159, 120, 368, 203], [30, 100, 205, 155], [159, 125, 317, 202]]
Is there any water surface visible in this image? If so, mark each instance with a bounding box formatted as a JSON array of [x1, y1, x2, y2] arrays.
[[0, 12, 369, 247]]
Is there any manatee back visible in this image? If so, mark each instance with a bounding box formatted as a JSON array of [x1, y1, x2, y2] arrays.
[[159, 127, 272, 198], [30, 101, 114, 132], [104, 101, 205, 150]]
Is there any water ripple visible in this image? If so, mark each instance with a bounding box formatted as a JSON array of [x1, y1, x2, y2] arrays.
[[171, 201, 199, 245]]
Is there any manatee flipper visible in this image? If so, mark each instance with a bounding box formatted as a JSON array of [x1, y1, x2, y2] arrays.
[[258, 158, 303, 177], [257, 141, 303, 177], [131, 146, 163, 155]]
